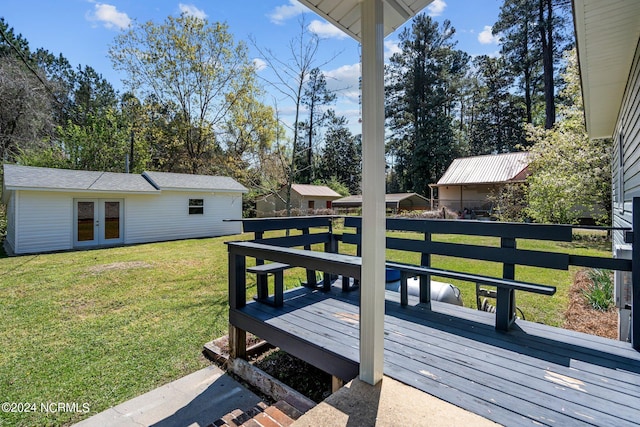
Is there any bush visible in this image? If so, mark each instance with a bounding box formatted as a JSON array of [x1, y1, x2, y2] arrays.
[[394, 207, 458, 219], [0, 203, 6, 240], [582, 269, 614, 311]]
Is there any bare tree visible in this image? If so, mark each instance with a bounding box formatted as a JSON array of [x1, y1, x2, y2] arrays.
[[0, 57, 54, 162], [251, 17, 339, 216]]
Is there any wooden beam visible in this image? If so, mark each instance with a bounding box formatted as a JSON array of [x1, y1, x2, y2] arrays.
[[359, 0, 385, 386]]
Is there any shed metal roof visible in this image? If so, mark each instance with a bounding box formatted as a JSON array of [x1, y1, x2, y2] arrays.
[[3, 164, 159, 193], [291, 184, 341, 198], [573, 0, 640, 139], [143, 171, 247, 193], [298, 0, 435, 42], [333, 192, 428, 206], [435, 152, 530, 186]]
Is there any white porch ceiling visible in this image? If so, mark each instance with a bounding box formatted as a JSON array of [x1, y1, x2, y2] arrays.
[[573, 0, 640, 139], [297, 0, 435, 42]]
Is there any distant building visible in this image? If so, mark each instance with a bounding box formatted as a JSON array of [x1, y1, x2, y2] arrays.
[[332, 193, 429, 214], [255, 184, 342, 217], [430, 152, 530, 213]]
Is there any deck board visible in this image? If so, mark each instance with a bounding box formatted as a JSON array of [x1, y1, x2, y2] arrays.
[[231, 283, 640, 427]]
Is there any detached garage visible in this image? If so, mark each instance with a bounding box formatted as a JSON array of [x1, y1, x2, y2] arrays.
[[2, 165, 247, 255]]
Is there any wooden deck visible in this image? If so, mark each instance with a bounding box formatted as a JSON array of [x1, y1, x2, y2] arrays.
[[230, 282, 640, 427]]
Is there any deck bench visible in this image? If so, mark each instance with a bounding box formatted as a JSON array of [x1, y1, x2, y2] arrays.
[[386, 261, 556, 330], [247, 262, 291, 307]]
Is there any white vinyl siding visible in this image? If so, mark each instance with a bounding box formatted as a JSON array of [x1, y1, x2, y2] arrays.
[[124, 191, 242, 244], [612, 39, 640, 249], [7, 190, 242, 254], [14, 191, 73, 254], [5, 191, 17, 253]]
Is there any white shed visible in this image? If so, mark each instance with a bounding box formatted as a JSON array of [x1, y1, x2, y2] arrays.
[[2, 165, 247, 255]]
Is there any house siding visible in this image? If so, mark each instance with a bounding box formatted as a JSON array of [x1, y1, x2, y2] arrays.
[[5, 191, 16, 253], [124, 191, 242, 244], [14, 191, 73, 254], [612, 39, 640, 249], [8, 190, 242, 254]]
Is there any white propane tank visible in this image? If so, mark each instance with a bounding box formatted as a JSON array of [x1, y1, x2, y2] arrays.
[[385, 273, 463, 306]]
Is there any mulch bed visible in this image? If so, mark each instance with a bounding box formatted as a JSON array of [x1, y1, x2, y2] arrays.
[[563, 269, 618, 339]]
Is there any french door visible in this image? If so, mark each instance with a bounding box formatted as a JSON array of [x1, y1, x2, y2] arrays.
[[74, 199, 124, 247]]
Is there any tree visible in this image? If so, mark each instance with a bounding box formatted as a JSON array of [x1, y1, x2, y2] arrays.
[[385, 14, 469, 196], [467, 55, 526, 155], [110, 13, 257, 174], [525, 49, 611, 224], [493, 0, 571, 129], [297, 67, 336, 183], [493, 0, 541, 125], [0, 57, 54, 162], [55, 108, 130, 172], [318, 110, 361, 194], [251, 17, 336, 215], [220, 82, 279, 186], [0, 18, 32, 62]]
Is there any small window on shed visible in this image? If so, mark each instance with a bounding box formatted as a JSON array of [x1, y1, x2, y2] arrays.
[[189, 199, 204, 215]]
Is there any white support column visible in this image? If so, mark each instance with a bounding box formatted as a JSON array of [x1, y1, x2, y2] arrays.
[[359, 0, 386, 386]]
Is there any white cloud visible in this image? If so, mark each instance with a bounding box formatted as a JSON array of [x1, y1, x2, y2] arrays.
[[308, 20, 347, 39], [478, 25, 500, 45], [384, 40, 402, 60], [86, 3, 131, 30], [179, 3, 207, 19], [324, 63, 361, 103], [253, 58, 267, 72], [427, 0, 447, 17], [268, 0, 308, 25]]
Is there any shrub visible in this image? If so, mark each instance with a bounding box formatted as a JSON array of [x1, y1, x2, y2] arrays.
[[0, 203, 6, 240], [582, 269, 614, 311]]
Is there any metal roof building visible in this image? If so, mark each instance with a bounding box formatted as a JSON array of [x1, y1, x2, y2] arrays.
[[332, 193, 429, 212], [434, 152, 530, 186], [430, 152, 530, 213]]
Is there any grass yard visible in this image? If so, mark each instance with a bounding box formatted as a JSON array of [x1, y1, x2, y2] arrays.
[[0, 228, 610, 426], [0, 234, 256, 427]]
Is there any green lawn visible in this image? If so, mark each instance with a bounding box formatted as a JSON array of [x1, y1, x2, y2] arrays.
[[0, 230, 610, 426]]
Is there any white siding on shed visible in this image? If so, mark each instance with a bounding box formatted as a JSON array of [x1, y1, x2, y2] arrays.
[[14, 191, 73, 254], [612, 40, 640, 249], [5, 191, 16, 253], [124, 191, 243, 244]]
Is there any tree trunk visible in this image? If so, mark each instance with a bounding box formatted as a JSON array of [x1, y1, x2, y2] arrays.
[[540, 0, 555, 129]]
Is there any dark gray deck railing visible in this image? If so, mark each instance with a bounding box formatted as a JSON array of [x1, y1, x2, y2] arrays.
[[228, 209, 638, 349]]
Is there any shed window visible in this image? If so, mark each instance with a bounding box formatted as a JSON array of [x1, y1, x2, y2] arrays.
[[189, 199, 204, 215]]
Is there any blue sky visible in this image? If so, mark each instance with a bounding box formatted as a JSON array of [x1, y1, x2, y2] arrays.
[[2, 0, 504, 133]]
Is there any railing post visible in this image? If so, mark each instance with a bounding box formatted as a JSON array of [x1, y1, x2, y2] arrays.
[[420, 231, 431, 305], [228, 248, 247, 359], [229, 251, 246, 310], [324, 220, 338, 290], [632, 198, 640, 350], [496, 237, 516, 331], [302, 227, 318, 288], [255, 231, 264, 266]]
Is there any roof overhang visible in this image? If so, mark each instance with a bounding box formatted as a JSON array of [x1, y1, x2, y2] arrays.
[[298, 0, 434, 42], [429, 180, 527, 188], [573, 0, 640, 139], [3, 186, 159, 195]]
